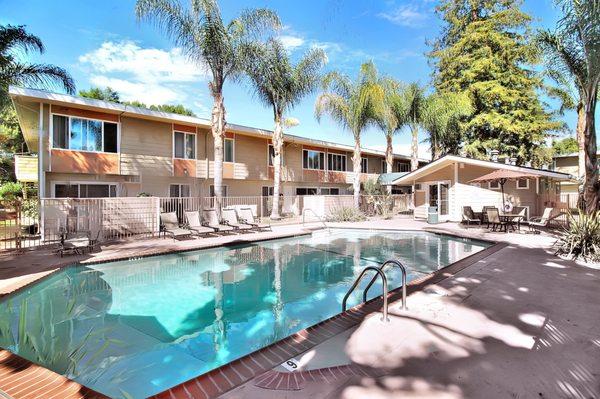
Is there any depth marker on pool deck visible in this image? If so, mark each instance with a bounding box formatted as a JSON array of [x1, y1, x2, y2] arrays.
[[281, 358, 301, 372]]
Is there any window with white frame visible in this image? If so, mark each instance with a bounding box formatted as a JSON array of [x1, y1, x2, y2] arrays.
[[174, 131, 195, 159], [54, 183, 117, 198], [395, 162, 410, 172], [327, 153, 346, 171], [209, 185, 228, 197], [224, 138, 234, 162], [303, 150, 325, 170], [262, 186, 274, 196], [320, 187, 340, 195], [52, 115, 118, 153], [361, 158, 368, 173], [170, 184, 191, 197], [489, 181, 500, 190], [296, 187, 318, 195], [517, 178, 529, 189], [267, 144, 284, 166]]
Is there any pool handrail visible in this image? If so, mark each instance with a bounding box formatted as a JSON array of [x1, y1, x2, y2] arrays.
[[342, 266, 389, 322], [363, 259, 407, 311], [302, 208, 328, 230]]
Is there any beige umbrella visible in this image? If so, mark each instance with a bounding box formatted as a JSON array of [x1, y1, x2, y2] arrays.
[[470, 169, 538, 210]]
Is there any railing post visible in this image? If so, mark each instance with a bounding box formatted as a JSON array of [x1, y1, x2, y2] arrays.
[[154, 197, 160, 237]]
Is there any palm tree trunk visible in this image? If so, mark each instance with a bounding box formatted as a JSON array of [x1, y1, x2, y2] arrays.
[[410, 123, 419, 171], [270, 114, 283, 220], [576, 103, 586, 181], [211, 90, 226, 215], [583, 89, 598, 213], [352, 133, 362, 209], [385, 132, 393, 194]]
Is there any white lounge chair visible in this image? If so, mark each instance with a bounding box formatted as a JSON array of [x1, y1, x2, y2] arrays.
[[184, 211, 216, 236], [221, 208, 254, 231], [238, 208, 271, 231], [528, 207, 561, 234], [202, 209, 234, 233], [160, 212, 192, 240]]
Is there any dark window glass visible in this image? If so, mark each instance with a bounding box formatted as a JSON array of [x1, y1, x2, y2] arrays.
[[81, 184, 110, 198], [52, 115, 69, 149], [55, 184, 78, 198], [268, 145, 275, 166], [186, 134, 195, 159], [209, 185, 228, 197], [224, 139, 234, 162], [361, 158, 368, 173], [174, 132, 185, 158], [104, 123, 118, 153]]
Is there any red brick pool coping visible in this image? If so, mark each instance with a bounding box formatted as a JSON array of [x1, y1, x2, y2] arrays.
[[0, 230, 506, 399]]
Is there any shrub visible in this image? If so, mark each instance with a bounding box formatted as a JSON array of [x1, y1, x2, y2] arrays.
[[555, 210, 600, 262], [363, 178, 393, 218], [0, 182, 23, 201], [326, 206, 366, 222], [21, 198, 39, 219]]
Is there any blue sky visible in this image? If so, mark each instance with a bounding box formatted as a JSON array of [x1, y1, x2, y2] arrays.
[[0, 0, 584, 158]]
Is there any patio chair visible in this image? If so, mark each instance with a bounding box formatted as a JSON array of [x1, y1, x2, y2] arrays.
[[512, 206, 528, 230], [238, 208, 271, 231], [461, 206, 481, 226], [482, 206, 497, 228], [160, 212, 193, 240], [528, 207, 562, 234], [183, 211, 216, 237], [202, 209, 234, 234], [221, 208, 254, 232], [486, 208, 508, 232], [57, 231, 92, 257]]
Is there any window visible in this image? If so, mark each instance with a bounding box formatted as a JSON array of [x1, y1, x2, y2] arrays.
[[320, 188, 340, 195], [224, 138, 234, 162], [395, 162, 410, 172], [361, 158, 368, 173], [174, 131, 195, 159], [54, 183, 117, 198], [381, 160, 387, 173], [296, 187, 318, 195], [517, 178, 529, 189], [209, 185, 228, 197], [303, 150, 324, 170], [489, 181, 500, 190], [268, 144, 275, 166], [52, 115, 118, 153], [262, 186, 274, 196], [169, 184, 190, 197], [327, 153, 346, 171]]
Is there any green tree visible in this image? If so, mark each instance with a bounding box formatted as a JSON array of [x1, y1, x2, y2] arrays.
[[136, 0, 280, 212], [404, 83, 426, 170], [552, 137, 579, 156], [315, 61, 385, 207], [429, 0, 561, 165], [148, 103, 195, 116], [78, 87, 121, 102], [0, 25, 74, 107], [244, 39, 326, 219], [374, 78, 407, 177]]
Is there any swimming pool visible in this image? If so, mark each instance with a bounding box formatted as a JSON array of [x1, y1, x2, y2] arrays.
[[0, 229, 489, 398]]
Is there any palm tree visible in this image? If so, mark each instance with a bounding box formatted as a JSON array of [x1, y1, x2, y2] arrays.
[[0, 25, 75, 107], [136, 0, 280, 211], [545, 0, 600, 212], [404, 83, 426, 171], [421, 91, 473, 159], [243, 39, 326, 219], [315, 61, 385, 208], [376, 78, 407, 175]]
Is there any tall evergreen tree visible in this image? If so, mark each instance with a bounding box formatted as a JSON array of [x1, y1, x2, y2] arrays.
[[429, 0, 561, 165]]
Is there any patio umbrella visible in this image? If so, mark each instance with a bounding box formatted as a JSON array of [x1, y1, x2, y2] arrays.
[[469, 169, 538, 211]]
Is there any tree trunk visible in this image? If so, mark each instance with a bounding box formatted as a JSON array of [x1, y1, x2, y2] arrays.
[[386, 132, 394, 194], [352, 133, 362, 209], [576, 103, 586, 181], [270, 114, 283, 220], [583, 89, 598, 213], [211, 90, 226, 216], [410, 123, 419, 171]]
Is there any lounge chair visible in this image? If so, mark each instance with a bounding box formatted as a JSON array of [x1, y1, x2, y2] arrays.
[[202, 209, 234, 234], [184, 210, 216, 236], [482, 206, 497, 228], [221, 208, 254, 231], [160, 212, 193, 240], [528, 207, 562, 234], [57, 231, 92, 257], [486, 208, 508, 232], [462, 206, 481, 226], [238, 208, 271, 231]]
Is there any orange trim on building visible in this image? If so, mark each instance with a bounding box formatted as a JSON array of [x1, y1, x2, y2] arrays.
[[223, 163, 235, 179], [328, 171, 347, 183], [302, 144, 326, 152], [326, 148, 347, 155], [303, 169, 326, 182], [173, 123, 197, 134], [225, 132, 235, 139], [173, 158, 197, 177], [50, 149, 119, 174], [50, 105, 119, 122]]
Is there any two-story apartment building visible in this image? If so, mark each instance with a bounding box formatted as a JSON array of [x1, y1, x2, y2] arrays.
[[551, 152, 600, 193], [10, 87, 427, 199]]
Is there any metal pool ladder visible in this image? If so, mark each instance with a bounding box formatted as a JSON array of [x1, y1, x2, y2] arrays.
[[302, 208, 328, 231], [341, 259, 408, 322]]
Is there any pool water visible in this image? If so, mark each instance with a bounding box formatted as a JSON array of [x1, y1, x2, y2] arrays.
[[0, 229, 489, 398]]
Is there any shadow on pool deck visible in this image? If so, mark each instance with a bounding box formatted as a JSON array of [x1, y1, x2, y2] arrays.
[[222, 240, 600, 399]]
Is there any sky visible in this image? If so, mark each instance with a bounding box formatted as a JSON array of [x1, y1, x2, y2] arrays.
[[0, 0, 585, 159]]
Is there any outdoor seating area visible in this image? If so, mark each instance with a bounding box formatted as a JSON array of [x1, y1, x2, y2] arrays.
[[461, 204, 565, 234]]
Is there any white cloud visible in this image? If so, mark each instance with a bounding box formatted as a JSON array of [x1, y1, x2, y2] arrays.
[[378, 4, 429, 27], [89, 76, 182, 104], [279, 35, 305, 50]]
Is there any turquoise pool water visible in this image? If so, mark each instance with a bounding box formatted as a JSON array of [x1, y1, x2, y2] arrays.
[[0, 229, 489, 398]]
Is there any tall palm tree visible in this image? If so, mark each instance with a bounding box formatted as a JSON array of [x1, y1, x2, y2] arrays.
[[315, 61, 385, 208], [376, 78, 407, 176], [404, 83, 426, 171], [0, 25, 75, 107], [136, 0, 280, 211], [421, 91, 473, 160], [244, 39, 326, 219]]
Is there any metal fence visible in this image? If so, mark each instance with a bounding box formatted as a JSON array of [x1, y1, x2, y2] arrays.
[[0, 194, 413, 252]]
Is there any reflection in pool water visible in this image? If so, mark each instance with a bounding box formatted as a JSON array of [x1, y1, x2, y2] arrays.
[[0, 229, 489, 398]]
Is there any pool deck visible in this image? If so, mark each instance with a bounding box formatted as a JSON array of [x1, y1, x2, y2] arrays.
[[0, 217, 599, 398]]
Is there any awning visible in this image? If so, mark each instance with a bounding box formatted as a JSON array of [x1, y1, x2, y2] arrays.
[[378, 172, 409, 185]]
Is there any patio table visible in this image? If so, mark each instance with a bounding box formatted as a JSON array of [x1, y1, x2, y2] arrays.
[[499, 214, 524, 232]]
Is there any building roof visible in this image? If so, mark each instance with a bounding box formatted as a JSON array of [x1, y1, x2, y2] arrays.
[[378, 172, 409, 185], [553, 151, 600, 159], [391, 154, 574, 185], [9, 86, 428, 162]]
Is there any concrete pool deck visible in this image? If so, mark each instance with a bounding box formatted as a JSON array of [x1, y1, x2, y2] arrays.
[[0, 217, 598, 398]]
